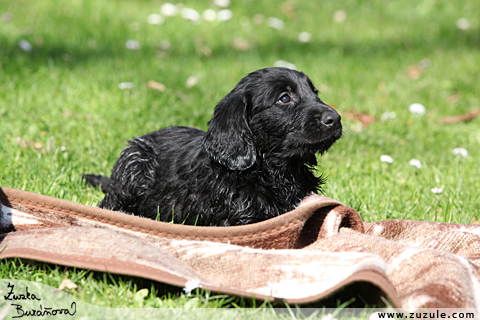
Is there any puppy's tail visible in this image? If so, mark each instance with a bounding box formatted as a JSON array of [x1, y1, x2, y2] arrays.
[[83, 174, 111, 193]]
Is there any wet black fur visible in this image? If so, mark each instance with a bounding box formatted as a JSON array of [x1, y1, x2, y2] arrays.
[[84, 67, 342, 226]]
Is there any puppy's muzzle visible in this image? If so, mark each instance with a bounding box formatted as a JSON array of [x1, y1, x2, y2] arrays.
[[320, 109, 341, 132], [306, 105, 342, 138]]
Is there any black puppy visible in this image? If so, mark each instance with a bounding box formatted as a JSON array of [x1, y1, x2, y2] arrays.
[[84, 67, 342, 226]]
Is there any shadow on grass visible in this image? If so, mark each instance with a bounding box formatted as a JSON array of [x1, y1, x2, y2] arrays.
[[1, 23, 479, 74]]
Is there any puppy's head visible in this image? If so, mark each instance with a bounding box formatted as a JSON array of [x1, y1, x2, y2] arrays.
[[203, 67, 342, 170]]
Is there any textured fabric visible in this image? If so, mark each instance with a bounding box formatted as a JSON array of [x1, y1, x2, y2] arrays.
[[1, 186, 479, 309]]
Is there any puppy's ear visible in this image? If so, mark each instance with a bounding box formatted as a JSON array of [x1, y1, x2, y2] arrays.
[[202, 91, 256, 171]]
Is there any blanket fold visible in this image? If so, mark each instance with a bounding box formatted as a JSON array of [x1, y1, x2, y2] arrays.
[[1, 186, 479, 309]]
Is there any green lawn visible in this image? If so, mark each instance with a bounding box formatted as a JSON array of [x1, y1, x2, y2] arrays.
[[1, 0, 479, 312]]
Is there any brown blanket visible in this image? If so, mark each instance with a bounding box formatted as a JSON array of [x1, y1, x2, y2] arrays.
[[1, 186, 479, 309]]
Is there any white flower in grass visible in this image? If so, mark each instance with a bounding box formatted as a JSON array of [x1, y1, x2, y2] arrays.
[[147, 13, 164, 25], [298, 31, 312, 43], [457, 18, 471, 30], [125, 40, 140, 50], [181, 8, 200, 22], [213, 0, 230, 8], [19, 39, 32, 52], [409, 159, 422, 169], [118, 82, 134, 90], [268, 17, 284, 30], [380, 155, 393, 163], [160, 3, 178, 17], [333, 10, 347, 23], [183, 279, 201, 296], [274, 60, 296, 70], [419, 58, 431, 68], [408, 103, 426, 115], [452, 147, 468, 158], [185, 76, 199, 88], [202, 9, 217, 22], [381, 111, 396, 122], [217, 9, 233, 22], [431, 187, 444, 194]]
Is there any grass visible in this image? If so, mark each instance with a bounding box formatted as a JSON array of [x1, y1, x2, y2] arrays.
[[0, 0, 479, 314]]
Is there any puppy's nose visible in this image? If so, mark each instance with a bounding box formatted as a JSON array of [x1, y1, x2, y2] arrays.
[[321, 110, 341, 127]]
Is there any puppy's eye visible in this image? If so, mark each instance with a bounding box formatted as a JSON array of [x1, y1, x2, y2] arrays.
[[278, 94, 291, 103]]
